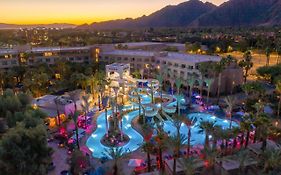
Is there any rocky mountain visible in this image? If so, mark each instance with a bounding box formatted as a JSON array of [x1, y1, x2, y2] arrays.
[[78, 0, 216, 29], [192, 0, 281, 27], [78, 0, 281, 29]]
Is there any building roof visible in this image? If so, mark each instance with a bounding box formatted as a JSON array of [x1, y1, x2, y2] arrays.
[[163, 52, 221, 63], [0, 46, 90, 55], [102, 50, 155, 57], [102, 50, 221, 63]]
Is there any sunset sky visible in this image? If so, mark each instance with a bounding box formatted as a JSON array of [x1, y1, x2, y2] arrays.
[[1, 0, 226, 25]]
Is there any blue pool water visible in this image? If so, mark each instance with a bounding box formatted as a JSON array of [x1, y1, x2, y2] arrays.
[[163, 112, 239, 145], [86, 109, 238, 158]]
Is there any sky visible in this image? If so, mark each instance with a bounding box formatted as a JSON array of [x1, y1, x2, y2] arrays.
[[0, 0, 226, 25]]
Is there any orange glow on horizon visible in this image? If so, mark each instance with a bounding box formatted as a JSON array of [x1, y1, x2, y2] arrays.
[[0, 0, 226, 25]]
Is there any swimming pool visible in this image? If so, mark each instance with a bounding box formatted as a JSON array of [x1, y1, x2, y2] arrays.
[[86, 108, 238, 158]]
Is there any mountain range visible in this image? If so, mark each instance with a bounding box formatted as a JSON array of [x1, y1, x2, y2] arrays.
[[1, 0, 281, 30], [78, 0, 281, 29]]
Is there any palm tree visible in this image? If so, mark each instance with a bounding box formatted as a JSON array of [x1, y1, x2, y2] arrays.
[[81, 95, 91, 127], [167, 134, 187, 175], [102, 96, 109, 136], [205, 78, 214, 104], [201, 148, 217, 173], [261, 149, 281, 173], [198, 121, 216, 149], [184, 116, 196, 156], [240, 115, 253, 148], [187, 76, 196, 103], [105, 147, 124, 175], [265, 47, 271, 66], [154, 124, 167, 172], [175, 78, 182, 95], [54, 96, 61, 126], [68, 90, 82, 111], [175, 94, 184, 116], [141, 124, 154, 172], [179, 157, 202, 175], [239, 50, 253, 83], [198, 62, 210, 97], [156, 74, 164, 111], [224, 96, 236, 129], [211, 125, 223, 151], [149, 81, 154, 104], [70, 111, 80, 149], [172, 114, 185, 137], [276, 81, 281, 118], [213, 62, 225, 104]]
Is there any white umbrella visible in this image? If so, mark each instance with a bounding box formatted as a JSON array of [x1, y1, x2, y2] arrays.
[[128, 159, 143, 167]]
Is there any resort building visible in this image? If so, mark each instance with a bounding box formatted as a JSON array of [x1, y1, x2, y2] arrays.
[[0, 43, 243, 95], [0, 45, 95, 69], [99, 49, 243, 95]]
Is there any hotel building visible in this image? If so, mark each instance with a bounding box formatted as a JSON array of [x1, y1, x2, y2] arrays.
[[0, 43, 243, 95]]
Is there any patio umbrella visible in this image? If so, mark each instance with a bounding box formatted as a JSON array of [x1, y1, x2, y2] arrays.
[[128, 159, 143, 167]]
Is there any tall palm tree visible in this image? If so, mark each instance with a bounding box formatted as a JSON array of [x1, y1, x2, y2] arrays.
[[154, 124, 167, 172], [54, 96, 61, 126], [70, 111, 80, 149], [81, 95, 91, 127], [167, 134, 187, 175], [175, 78, 182, 95], [184, 116, 196, 156], [240, 115, 253, 148], [149, 81, 154, 104], [105, 147, 124, 175], [102, 96, 109, 136], [187, 76, 196, 103], [213, 62, 225, 104], [179, 157, 202, 175], [238, 50, 253, 83], [198, 121, 216, 149], [211, 125, 223, 151], [172, 114, 185, 137], [276, 81, 281, 118], [224, 96, 236, 129], [261, 149, 281, 173], [265, 47, 271, 66], [141, 124, 154, 172], [198, 62, 210, 97], [156, 74, 164, 111], [205, 78, 214, 104], [68, 90, 82, 111]]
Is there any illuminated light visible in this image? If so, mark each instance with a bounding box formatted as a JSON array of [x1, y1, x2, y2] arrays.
[[223, 120, 228, 123], [157, 65, 160, 69], [97, 124, 102, 128], [92, 134, 97, 138], [211, 116, 216, 120], [209, 135, 212, 139]]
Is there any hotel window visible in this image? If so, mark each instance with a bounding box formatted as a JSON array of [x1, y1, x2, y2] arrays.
[[105, 56, 109, 59], [163, 61, 167, 64], [195, 65, 199, 69], [44, 52, 53, 57], [145, 58, 149, 62], [124, 57, 128, 61], [181, 64, 186, 68], [117, 57, 121, 61], [46, 58, 50, 62], [69, 58, 74, 61], [188, 66, 194, 69], [2, 61, 7, 65], [151, 58, 155, 62], [11, 60, 17, 65], [168, 62, 172, 66], [174, 63, 179, 67], [156, 60, 160, 64]]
